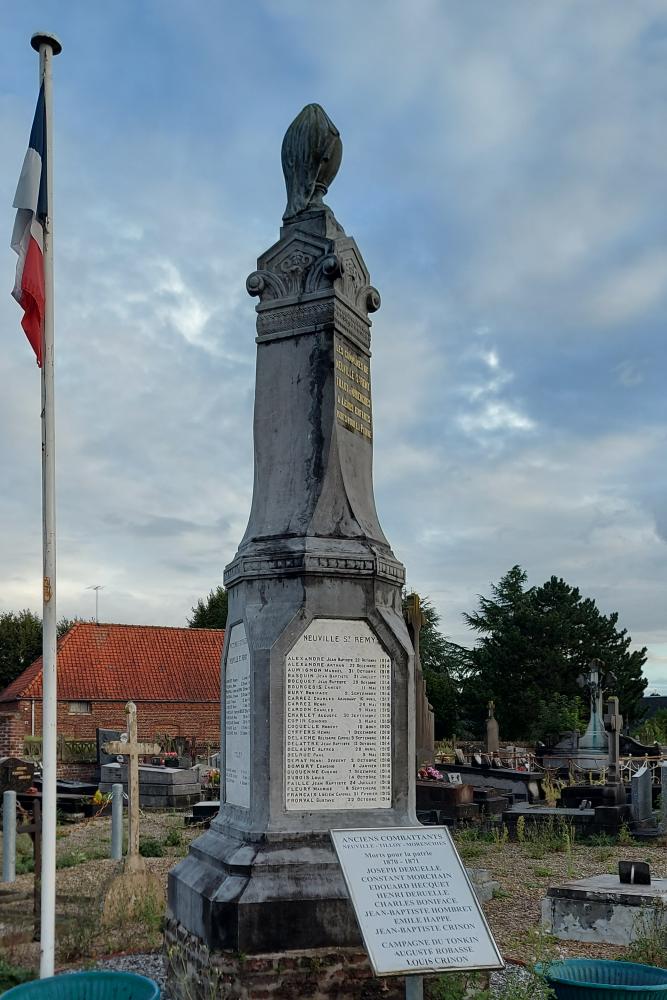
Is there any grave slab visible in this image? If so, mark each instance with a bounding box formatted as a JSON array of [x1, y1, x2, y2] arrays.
[[542, 874, 667, 945]]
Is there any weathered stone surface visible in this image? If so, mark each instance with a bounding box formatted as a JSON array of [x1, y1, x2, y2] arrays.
[[631, 763, 653, 827], [281, 104, 343, 222], [168, 104, 416, 974], [164, 918, 405, 1000], [542, 874, 667, 944], [100, 763, 201, 809]]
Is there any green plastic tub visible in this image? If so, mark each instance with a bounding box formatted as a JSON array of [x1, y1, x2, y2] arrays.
[[540, 960, 667, 1000], [1, 970, 160, 1000]]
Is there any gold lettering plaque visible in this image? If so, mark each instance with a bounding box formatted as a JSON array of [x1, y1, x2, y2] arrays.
[[334, 338, 372, 441]]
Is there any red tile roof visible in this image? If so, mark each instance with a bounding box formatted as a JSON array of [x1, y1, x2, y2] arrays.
[[0, 622, 223, 704]]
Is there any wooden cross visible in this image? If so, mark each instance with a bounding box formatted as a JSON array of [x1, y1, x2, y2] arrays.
[[603, 696, 623, 784], [17, 799, 41, 938], [103, 701, 160, 872]]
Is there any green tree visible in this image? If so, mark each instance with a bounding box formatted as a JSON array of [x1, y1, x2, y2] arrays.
[[461, 566, 647, 739], [0, 612, 85, 694], [634, 709, 667, 745], [0, 610, 43, 692], [188, 586, 228, 629], [405, 595, 468, 738]]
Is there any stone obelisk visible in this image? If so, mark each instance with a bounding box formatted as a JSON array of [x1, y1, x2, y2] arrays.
[[167, 104, 415, 998]]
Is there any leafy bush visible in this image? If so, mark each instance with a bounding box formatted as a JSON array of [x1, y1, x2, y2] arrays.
[[164, 826, 183, 848], [139, 836, 165, 858]]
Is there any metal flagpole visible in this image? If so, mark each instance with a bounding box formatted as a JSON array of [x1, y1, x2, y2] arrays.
[[31, 29, 62, 980]]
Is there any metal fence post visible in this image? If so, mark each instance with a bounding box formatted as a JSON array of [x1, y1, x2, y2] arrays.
[[2, 790, 17, 883], [111, 782, 124, 860], [405, 975, 424, 1000]]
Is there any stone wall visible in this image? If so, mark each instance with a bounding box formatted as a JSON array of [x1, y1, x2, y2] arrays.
[[164, 918, 404, 1000], [6, 698, 221, 748], [0, 709, 24, 757]]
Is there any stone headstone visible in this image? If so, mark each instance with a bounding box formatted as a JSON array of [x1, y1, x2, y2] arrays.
[[0, 757, 35, 793], [661, 762, 667, 833], [630, 763, 653, 827], [96, 728, 122, 766], [455, 748, 466, 765], [486, 700, 499, 754], [619, 861, 650, 885]]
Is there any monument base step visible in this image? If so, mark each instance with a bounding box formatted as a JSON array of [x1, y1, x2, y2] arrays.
[[164, 917, 405, 999]]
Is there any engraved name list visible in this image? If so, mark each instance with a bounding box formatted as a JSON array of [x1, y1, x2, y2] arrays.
[[285, 619, 391, 811]]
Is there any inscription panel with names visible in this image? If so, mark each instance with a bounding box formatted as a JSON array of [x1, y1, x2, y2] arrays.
[[331, 827, 504, 976], [224, 623, 251, 808], [335, 336, 372, 441], [285, 619, 391, 811]]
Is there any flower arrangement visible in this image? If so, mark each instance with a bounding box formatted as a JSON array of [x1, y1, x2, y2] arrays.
[[417, 765, 443, 781], [84, 789, 112, 811], [207, 768, 220, 786]]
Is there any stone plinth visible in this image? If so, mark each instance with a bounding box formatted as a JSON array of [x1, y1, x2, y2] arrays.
[[100, 763, 201, 809], [542, 875, 667, 944], [164, 919, 404, 1000]]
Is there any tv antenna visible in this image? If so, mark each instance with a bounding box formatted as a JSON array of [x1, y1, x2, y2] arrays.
[[87, 585, 104, 624]]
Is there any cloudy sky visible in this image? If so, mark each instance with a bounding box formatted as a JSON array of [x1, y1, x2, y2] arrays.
[[1, 1, 665, 691]]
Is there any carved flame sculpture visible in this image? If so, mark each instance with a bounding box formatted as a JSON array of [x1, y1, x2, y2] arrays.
[[281, 103, 343, 221]]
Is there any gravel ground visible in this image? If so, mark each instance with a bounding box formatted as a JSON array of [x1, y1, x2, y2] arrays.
[[96, 953, 173, 999], [94, 952, 534, 1000]]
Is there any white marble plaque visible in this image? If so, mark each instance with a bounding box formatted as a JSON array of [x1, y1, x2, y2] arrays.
[[331, 827, 504, 976], [285, 618, 391, 811], [224, 623, 250, 808]]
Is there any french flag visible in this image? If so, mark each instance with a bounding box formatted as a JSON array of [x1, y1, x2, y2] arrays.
[[11, 85, 47, 367]]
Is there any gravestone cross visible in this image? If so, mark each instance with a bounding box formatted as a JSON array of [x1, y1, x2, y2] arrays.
[[603, 696, 622, 784], [103, 701, 160, 872]]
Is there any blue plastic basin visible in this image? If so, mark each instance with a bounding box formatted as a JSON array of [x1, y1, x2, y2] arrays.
[[1, 970, 160, 1000], [539, 960, 667, 1000]]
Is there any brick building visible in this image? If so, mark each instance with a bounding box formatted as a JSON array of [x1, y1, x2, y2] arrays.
[[0, 622, 223, 758]]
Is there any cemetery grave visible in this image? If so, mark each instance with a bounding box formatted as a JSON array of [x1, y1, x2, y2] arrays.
[[2, 810, 666, 987]]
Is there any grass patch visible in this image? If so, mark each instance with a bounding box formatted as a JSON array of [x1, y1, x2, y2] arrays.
[[492, 886, 510, 899], [57, 847, 107, 869], [0, 956, 36, 992], [457, 842, 485, 861], [425, 971, 489, 1000], [533, 866, 552, 878], [624, 903, 667, 967]]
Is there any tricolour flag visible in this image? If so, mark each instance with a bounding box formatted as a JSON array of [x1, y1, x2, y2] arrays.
[[11, 84, 47, 366]]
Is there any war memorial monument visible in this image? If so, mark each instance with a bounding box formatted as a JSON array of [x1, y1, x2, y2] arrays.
[[167, 105, 500, 998]]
